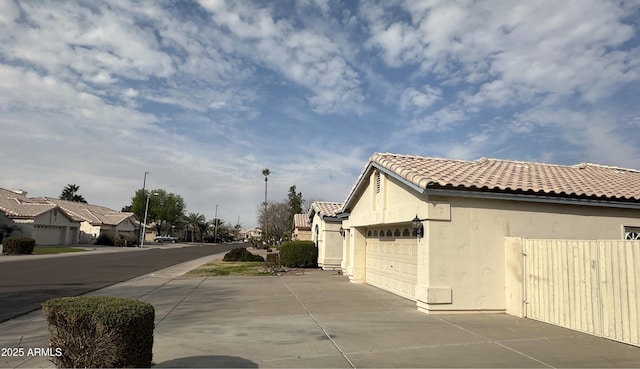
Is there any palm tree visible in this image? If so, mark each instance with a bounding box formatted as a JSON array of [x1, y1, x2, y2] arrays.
[[262, 168, 270, 242], [185, 212, 206, 242], [59, 184, 87, 203]]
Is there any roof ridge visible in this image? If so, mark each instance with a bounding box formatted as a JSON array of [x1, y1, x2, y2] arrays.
[[374, 152, 472, 164], [573, 162, 640, 173]]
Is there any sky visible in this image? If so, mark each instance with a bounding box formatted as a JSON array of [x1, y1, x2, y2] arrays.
[[1, 0, 639, 228]]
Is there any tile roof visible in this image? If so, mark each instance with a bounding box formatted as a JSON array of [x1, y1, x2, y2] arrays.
[[309, 201, 343, 218], [343, 153, 640, 209], [293, 214, 310, 229], [41, 198, 135, 226], [0, 188, 57, 218]]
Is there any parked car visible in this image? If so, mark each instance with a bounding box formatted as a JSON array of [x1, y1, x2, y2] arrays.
[[154, 235, 177, 243], [203, 235, 223, 243]]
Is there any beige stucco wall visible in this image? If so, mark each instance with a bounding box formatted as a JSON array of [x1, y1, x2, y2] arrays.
[[32, 208, 79, 245], [311, 213, 343, 270], [344, 168, 640, 314], [292, 228, 312, 241], [426, 195, 640, 313]]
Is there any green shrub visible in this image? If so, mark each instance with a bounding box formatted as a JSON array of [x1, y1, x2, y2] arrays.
[[42, 296, 155, 368], [279, 241, 317, 268], [2, 237, 36, 254], [223, 247, 265, 262], [95, 233, 114, 246], [265, 253, 280, 269]]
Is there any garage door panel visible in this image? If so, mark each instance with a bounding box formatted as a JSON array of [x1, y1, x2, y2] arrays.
[[366, 237, 417, 301]]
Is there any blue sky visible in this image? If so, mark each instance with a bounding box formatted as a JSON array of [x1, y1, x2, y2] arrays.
[[1, 0, 639, 228]]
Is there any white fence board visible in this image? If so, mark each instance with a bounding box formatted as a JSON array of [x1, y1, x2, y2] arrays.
[[524, 239, 639, 347]]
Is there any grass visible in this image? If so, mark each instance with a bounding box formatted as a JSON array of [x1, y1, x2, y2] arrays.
[[33, 247, 88, 255], [184, 261, 271, 277]]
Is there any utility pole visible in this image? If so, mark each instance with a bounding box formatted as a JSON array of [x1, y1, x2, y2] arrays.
[[214, 204, 219, 242], [262, 168, 270, 244], [139, 171, 149, 246]]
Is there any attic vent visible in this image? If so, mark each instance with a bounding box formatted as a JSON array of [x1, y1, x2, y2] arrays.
[[375, 171, 381, 193]]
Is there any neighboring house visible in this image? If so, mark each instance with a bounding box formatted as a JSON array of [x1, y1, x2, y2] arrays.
[[0, 188, 80, 245], [291, 213, 311, 241], [40, 198, 137, 243], [239, 227, 262, 240], [340, 153, 640, 320], [308, 201, 343, 270]]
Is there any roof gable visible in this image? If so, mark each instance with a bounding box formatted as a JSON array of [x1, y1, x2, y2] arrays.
[[308, 201, 343, 219], [343, 153, 640, 211], [293, 214, 310, 229], [43, 198, 135, 226]]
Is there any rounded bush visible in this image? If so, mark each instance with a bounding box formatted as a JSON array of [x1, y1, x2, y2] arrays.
[[2, 237, 36, 254], [223, 247, 265, 262], [279, 241, 317, 268], [42, 296, 155, 368]]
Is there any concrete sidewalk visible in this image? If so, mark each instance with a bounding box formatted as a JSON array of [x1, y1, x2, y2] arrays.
[[1, 254, 639, 368]]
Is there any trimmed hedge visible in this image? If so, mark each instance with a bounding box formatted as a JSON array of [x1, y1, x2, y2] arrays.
[[2, 236, 35, 254], [95, 233, 114, 246], [223, 247, 265, 262], [279, 241, 317, 268], [42, 296, 155, 368]]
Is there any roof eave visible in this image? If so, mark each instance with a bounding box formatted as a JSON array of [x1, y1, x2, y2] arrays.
[[425, 186, 640, 210]]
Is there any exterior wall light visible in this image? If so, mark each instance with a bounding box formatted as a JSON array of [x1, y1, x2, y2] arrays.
[[339, 226, 345, 238], [412, 215, 424, 239]]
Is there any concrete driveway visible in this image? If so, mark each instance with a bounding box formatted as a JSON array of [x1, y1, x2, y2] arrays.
[[1, 253, 638, 368]]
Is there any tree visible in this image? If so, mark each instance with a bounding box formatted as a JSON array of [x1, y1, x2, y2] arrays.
[[59, 184, 87, 203], [185, 212, 206, 242], [126, 189, 186, 235], [287, 185, 303, 230], [257, 200, 290, 243]]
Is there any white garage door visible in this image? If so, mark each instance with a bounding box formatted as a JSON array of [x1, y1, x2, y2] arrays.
[[366, 228, 418, 300], [33, 225, 65, 245]]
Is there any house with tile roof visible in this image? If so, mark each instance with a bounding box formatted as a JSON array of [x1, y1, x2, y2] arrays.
[[39, 198, 137, 243], [0, 188, 80, 245], [291, 213, 311, 241], [239, 227, 262, 240], [308, 201, 343, 270], [339, 153, 640, 318]]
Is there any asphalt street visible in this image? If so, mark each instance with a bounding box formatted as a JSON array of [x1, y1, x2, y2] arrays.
[[0, 243, 237, 323]]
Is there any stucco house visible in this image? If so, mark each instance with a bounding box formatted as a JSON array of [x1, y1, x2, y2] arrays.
[[308, 201, 343, 270], [291, 213, 311, 241], [239, 227, 262, 240], [39, 198, 137, 243], [0, 189, 80, 245], [339, 153, 640, 345]]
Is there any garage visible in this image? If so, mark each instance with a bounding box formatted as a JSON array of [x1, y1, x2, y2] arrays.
[[33, 225, 66, 245], [365, 227, 417, 300]]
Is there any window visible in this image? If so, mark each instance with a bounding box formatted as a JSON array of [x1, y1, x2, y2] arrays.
[[402, 228, 410, 237], [375, 171, 381, 194], [394, 229, 401, 237], [625, 226, 640, 240]]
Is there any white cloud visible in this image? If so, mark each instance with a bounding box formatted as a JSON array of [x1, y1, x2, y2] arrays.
[[399, 85, 441, 112], [409, 106, 466, 132], [514, 107, 640, 168], [364, 0, 639, 106], [198, 0, 364, 114]]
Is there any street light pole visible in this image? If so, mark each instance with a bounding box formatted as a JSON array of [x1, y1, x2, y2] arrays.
[[141, 192, 159, 248], [139, 171, 149, 246], [214, 204, 219, 242]]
